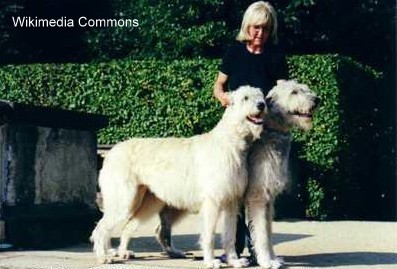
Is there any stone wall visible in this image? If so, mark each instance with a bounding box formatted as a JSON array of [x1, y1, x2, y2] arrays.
[[0, 100, 107, 247], [0, 125, 97, 207]]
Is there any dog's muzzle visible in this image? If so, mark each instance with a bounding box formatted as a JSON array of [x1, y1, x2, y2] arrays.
[[247, 114, 263, 125], [247, 101, 265, 125]]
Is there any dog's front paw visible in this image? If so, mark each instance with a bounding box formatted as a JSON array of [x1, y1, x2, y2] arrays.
[[257, 257, 272, 269], [204, 258, 222, 268], [117, 249, 135, 260], [270, 257, 284, 269], [107, 248, 117, 257], [228, 257, 249, 268], [97, 256, 114, 264]]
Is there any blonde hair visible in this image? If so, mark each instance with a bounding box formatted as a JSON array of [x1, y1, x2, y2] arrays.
[[236, 1, 278, 44]]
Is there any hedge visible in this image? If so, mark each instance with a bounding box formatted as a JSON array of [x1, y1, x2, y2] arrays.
[[0, 55, 391, 220], [0, 59, 222, 142]]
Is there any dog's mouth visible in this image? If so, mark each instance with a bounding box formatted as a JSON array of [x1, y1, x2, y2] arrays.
[[289, 110, 313, 119], [247, 113, 263, 125]]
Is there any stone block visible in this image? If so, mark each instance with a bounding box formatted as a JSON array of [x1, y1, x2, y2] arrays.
[[0, 100, 107, 247]]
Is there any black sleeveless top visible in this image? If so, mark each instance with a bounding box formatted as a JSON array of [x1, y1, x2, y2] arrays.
[[220, 42, 288, 94]]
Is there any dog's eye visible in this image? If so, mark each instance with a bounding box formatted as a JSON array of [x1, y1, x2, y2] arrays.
[[291, 89, 298, 95], [244, 96, 249, 101]]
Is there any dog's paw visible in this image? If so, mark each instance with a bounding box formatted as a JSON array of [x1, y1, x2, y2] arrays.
[[258, 257, 284, 269], [270, 257, 284, 269], [228, 257, 249, 268], [257, 257, 272, 269], [204, 258, 222, 268], [107, 248, 117, 257], [117, 249, 135, 260], [97, 256, 114, 264]]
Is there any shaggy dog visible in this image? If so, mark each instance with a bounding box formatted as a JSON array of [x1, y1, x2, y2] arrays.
[[156, 80, 320, 269], [246, 80, 320, 269], [90, 86, 266, 268]]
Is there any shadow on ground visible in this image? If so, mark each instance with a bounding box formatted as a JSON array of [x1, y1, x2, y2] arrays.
[[63, 233, 311, 253], [65, 232, 397, 268], [106, 232, 312, 253], [285, 252, 397, 268]]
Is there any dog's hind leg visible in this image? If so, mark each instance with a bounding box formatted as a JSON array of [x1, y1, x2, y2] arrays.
[[200, 199, 222, 268], [91, 209, 133, 263], [91, 169, 139, 263], [117, 191, 166, 259], [156, 206, 187, 258], [115, 185, 147, 259], [222, 200, 249, 268], [90, 215, 115, 263]]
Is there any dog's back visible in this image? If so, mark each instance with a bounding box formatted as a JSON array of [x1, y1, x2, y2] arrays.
[[100, 131, 250, 212]]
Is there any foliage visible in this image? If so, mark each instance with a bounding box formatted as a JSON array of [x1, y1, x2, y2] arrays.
[[306, 178, 326, 220], [0, 0, 229, 62], [0, 59, 222, 143], [85, 0, 229, 59]]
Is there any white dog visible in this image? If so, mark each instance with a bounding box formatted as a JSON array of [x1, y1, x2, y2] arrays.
[[246, 80, 320, 269], [155, 80, 320, 269], [90, 86, 266, 268]]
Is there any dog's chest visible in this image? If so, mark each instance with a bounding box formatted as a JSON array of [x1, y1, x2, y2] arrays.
[[196, 141, 249, 202], [248, 133, 291, 195]]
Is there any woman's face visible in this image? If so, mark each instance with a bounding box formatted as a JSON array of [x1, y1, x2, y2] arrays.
[[248, 24, 270, 47]]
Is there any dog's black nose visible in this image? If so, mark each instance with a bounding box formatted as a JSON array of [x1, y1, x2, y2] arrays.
[[257, 101, 265, 111]]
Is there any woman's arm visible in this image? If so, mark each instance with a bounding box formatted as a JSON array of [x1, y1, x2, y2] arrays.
[[213, 72, 230, 107]]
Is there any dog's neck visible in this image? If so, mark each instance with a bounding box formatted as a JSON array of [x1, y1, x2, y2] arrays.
[[263, 112, 291, 135], [212, 117, 254, 148]]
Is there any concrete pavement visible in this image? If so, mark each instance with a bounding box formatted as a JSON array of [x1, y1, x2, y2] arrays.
[[0, 214, 396, 269]]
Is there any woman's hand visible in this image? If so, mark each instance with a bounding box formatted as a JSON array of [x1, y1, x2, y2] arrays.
[[213, 72, 230, 107], [217, 92, 230, 107]]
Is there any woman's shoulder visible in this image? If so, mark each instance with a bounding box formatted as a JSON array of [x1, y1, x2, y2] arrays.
[[265, 42, 285, 53], [263, 44, 286, 63]]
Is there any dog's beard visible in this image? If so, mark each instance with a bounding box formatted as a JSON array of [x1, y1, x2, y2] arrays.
[[248, 121, 263, 140]]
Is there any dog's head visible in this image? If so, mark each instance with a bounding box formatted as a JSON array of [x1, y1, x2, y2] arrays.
[[265, 80, 320, 131], [224, 85, 266, 140]]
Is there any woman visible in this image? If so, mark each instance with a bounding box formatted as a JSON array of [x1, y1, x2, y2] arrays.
[[214, 1, 287, 104], [213, 1, 288, 263]]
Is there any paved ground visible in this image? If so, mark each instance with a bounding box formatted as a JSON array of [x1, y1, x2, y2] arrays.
[[0, 214, 396, 269]]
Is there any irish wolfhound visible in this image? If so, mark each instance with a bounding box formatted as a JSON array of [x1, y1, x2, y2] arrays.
[[155, 80, 320, 269], [246, 79, 320, 269], [90, 86, 266, 268]]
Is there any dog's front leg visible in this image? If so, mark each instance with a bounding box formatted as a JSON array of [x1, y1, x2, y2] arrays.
[[222, 200, 249, 268], [201, 199, 222, 268], [266, 201, 284, 268], [246, 197, 274, 268]]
